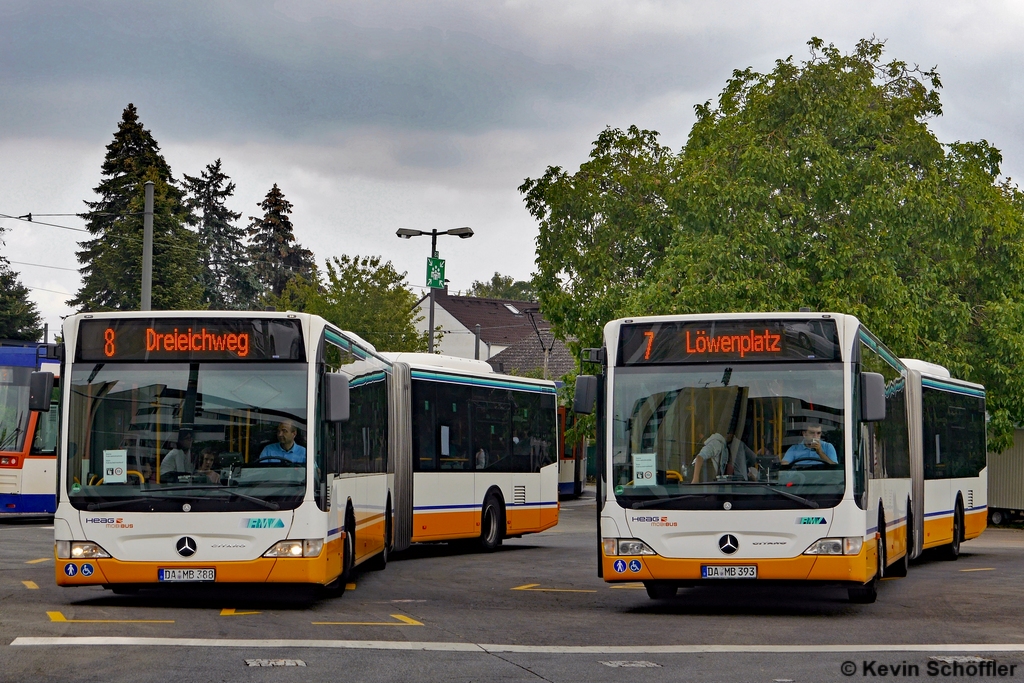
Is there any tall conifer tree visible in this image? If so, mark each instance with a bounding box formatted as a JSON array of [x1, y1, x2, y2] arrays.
[[0, 227, 43, 340], [70, 103, 203, 311], [247, 184, 314, 298], [183, 159, 260, 310]]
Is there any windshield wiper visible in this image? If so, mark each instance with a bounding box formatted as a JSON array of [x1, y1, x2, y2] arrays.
[[729, 482, 819, 509], [631, 494, 708, 509], [156, 484, 280, 510], [85, 495, 191, 511]]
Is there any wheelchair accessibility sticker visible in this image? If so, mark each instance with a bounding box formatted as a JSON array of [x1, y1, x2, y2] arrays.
[[613, 559, 627, 573], [63, 564, 77, 577], [81, 563, 94, 577], [628, 559, 642, 573]]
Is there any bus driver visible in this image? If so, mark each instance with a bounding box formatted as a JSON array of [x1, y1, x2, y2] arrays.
[[782, 424, 837, 466], [258, 420, 306, 464]]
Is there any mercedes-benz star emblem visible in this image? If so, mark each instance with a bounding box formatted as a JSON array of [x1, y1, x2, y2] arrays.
[[718, 534, 739, 555], [176, 536, 197, 558]]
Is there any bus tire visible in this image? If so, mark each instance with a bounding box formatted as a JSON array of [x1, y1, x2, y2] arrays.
[[876, 508, 887, 580], [367, 498, 391, 571], [848, 581, 877, 604], [888, 501, 910, 578], [342, 507, 357, 582], [941, 498, 964, 561], [479, 492, 505, 552], [644, 581, 677, 600]]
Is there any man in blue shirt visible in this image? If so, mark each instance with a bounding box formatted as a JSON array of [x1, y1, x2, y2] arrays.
[[258, 420, 306, 464], [782, 424, 837, 466]]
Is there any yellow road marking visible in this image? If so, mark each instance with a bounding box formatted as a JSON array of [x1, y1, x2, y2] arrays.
[[22, 581, 39, 590], [26, 558, 50, 565], [609, 582, 646, 590], [47, 611, 174, 624], [512, 583, 598, 593], [347, 583, 356, 590], [960, 567, 996, 572], [312, 614, 423, 626], [220, 608, 260, 616]]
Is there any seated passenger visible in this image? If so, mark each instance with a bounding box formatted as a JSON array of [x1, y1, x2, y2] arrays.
[[782, 424, 837, 466], [258, 420, 306, 464], [196, 447, 221, 484]]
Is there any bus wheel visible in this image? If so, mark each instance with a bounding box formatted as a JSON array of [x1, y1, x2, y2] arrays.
[[644, 582, 677, 600], [876, 509, 887, 580], [848, 581, 877, 604], [888, 502, 910, 578], [342, 508, 357, 582], [941, 499, 964, 561], [367, 499, 391, 571], [479, 493, 504, 552]]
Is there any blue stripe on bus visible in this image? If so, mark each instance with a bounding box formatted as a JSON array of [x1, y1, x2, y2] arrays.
[[411, 370, 556, 394], [924, 504, 986, 518], [0, 493, 56, 514], [414, 501, 558, 511], [921, 378, 985, 398], [350, 372, 386, 388]]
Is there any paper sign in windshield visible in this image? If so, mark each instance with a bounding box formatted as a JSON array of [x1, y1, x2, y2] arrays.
[[103, 449, 127, 484], [632, 453, 656, 485]]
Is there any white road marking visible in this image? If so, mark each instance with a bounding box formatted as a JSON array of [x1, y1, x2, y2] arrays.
[[11, 638, 1024, 654]]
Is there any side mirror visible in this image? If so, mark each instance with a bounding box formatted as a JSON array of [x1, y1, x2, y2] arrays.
[[573, 375, 598, 415], [29, 371, 54, 412], [325, 373, 350, 422], [860, 372, 886, 422]]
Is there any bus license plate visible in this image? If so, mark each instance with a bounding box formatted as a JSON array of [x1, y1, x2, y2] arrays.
[[701, 565, 756, 579], [158, 568, 215, 582]]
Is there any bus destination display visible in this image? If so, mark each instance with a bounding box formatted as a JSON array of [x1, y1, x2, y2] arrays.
[[618, 319, 840, 365], [76, 318, 305, 362]]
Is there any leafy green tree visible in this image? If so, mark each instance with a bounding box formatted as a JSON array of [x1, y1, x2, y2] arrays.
[[247, 184, 314, 299], [521, 125, 678, 351], [0, 231, 42, 340], [184, 159, 260, 310], [71, 103, 203, 311], [299, 255, 427, 352], [466, 272, 537, 301], [525, 38, 1024, 451]]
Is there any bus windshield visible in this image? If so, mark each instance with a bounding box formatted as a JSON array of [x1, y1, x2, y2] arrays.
[[612, 363, 845, 510], [66, 362, 308, 512], [0, 365, 32, 452]]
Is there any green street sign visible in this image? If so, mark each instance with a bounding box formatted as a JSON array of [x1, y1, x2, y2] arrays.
[[426, 256, 446, 289]]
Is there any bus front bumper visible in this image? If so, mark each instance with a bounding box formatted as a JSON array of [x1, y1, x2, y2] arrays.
[[55, 538, 344, 587], [602, 539, 877, 585]]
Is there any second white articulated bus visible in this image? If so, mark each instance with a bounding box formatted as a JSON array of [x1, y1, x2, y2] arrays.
[[574, 313, 985, 603], [52, 311, 558, 593]]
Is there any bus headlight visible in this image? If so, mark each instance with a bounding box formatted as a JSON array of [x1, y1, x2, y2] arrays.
[[263, 540, 323, 558], [803, 537, 863, 555], [56, 542, 111, 559], [604, 538, 657, 556]]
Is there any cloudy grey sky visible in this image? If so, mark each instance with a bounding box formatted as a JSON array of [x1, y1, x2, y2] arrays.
[[2, 0, 1022, 336]]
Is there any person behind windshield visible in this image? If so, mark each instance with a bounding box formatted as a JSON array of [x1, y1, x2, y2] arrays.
[[160, 431, 194, 477], [257, 419, 306, 464], [782, 423, 837, 466], [196, 447, 221, 484], [691, 433, 757, 483]]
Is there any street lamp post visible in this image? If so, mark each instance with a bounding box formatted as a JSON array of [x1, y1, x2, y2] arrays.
[[396, 227, 474, 353]]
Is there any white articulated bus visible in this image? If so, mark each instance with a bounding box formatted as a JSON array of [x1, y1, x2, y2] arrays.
[[574, 313, 982, 603], [53, 312, 560, 592], [54, 312, 393, 592], [384, 353, 559, 549]]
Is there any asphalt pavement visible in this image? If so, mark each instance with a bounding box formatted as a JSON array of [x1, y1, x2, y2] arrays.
[[3, 491, 1024, 682]]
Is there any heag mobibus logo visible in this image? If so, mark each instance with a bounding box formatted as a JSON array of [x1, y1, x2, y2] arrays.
[[630, 515, 678, 527], [84, 517, 134, 529]]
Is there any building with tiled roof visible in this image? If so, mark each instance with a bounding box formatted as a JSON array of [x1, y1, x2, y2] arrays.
[[412, 288, 569, 376]]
